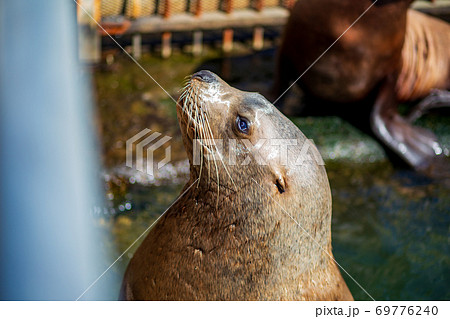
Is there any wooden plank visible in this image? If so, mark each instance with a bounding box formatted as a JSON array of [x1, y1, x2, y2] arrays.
[[253, 26, 264, 50], [132, 33, 142, 59], [192, 30, 203, 56], [223, 28, 233, 52], [161, 31, 172, 58]]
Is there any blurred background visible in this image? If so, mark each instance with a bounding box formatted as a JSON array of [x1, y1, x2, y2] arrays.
[[1, 0, 449, 300]]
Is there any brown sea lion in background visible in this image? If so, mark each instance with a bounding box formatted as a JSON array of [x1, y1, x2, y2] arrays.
[[119, 70, 353, 300], [273, 0, 450, 176]]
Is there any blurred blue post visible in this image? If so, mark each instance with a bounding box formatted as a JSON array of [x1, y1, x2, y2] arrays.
[[0, 0, 109, 299]]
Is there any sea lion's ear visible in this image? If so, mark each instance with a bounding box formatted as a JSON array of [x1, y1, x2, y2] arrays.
[[272, 165, 286, 194]]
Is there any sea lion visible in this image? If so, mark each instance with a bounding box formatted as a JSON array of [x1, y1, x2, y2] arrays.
[[119, 70, 353, 300], [273, 0, 449, 176]]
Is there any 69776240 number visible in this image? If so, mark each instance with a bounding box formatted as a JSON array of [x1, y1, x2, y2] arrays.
[[375, 306, 438, 316]]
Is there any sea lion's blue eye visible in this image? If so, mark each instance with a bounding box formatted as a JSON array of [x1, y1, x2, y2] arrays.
[[236, 116, 250, 134]]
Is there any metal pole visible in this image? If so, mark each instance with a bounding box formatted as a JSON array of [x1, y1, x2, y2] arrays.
[[0, 0, 110, 300]]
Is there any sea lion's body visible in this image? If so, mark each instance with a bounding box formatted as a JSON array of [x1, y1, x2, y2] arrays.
[[397, 9, 450, 101], [119, 71, 353, 300], [274, 0, 449, 176]]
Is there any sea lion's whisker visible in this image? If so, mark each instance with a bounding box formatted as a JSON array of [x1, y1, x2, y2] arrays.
[[181, 77, 191, 88], [199, 104, 214, 184], [193, 92, 205, 184], [178, 89, 189, 102], [180, 79, 236, 200], [202, 123, 220, 206], [195, 102, 212, 182], [181, 92, 196, 137], [183, 88, 201, 135], [199, 101, 233, 205], [204, 131, 214, 184], [198, 97, 210, 187], [178, 87, 187, 102], [184, 89, 193, 130], [202, 105, 237, 192], [179, 82, 190, 94], [180, 83, 214, 187]]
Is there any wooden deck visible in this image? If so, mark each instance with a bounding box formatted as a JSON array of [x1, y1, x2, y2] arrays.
[[76, 0, 450, 61], [124, 7, 289, 33]]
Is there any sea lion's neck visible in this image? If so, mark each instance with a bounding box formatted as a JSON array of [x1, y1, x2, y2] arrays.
[[186, 172, 334, 272]]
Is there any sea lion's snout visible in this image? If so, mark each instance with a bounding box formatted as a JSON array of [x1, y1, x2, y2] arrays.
[[192, 70, 217, 83]]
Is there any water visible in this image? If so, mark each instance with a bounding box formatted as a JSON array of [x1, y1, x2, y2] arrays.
[[93, 48, 449, 300], [329, 162, 449, 300]]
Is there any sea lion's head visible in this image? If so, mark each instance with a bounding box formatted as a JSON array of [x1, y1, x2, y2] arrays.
[[178, 70, 327, 200], [175, 71, 341, 295]]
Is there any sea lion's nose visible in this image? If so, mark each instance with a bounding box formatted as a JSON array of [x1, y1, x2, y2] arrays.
[[192, 70, 216, 83]]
